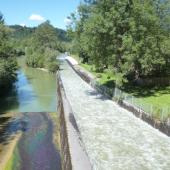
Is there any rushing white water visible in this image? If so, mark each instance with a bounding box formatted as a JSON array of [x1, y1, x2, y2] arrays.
[[60, 60, 170, 170]]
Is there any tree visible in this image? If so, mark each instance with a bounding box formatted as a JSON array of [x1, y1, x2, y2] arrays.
[[68, 0, 170, 86], [0, 13, 18, 95], [26, 21, 60, 72]]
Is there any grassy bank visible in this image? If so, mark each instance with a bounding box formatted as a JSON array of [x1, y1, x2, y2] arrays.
[[5, 147, 21, 170], [122, 85, 170, 119], [80, 63, 115, 87]]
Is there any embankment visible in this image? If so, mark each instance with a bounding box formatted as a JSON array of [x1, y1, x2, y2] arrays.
[[57, 73, 92, 170]]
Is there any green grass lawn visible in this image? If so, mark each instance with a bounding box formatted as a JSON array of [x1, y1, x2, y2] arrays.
[[80, 63, 115, 87], [122, 85, 170, 119], [123, 85, 170, 106], [72, 55, 115, 86], [72, 55, 170, 119]]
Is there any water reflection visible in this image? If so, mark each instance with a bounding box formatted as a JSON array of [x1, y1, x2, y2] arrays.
[[0, 86, 19, 114], [18, 113, 61, 170], [0, 64, 57, 113]]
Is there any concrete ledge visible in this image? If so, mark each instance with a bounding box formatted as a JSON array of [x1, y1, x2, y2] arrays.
[[66, 59, 94, 84], [118, 100, 170, 136], [57, 72, 92, 170]]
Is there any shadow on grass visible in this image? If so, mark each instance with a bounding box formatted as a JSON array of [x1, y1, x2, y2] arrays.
[[121, 83, 170, 98], [101, 80, 115, 88]]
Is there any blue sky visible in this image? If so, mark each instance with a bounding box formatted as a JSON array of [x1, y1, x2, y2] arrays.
[[0, 0, 81, 29]]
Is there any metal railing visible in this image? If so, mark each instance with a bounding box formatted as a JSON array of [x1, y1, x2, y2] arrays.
[[90, 79, 170, 121]]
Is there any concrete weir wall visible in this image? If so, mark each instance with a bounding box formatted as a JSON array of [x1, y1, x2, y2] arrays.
[[66, 59, 170, 137], [57, 73, 92, 170]]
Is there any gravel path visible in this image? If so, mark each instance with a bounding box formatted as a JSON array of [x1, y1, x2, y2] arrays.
[[60, 60, 170, 170]]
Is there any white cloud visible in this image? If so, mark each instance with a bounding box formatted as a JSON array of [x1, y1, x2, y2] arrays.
[[64, 17, 72, 26], [20, 23, 26, 27], [29, 14, 45, 22]]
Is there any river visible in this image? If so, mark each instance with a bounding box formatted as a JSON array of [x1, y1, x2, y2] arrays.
[[0, 57, 61, 170], [0, 57, 57, 113]]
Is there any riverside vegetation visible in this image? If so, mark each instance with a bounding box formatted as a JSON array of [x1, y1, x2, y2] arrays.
[[11, 20, 68, 73], [0, 12, 68, 98], [0, 13, 67, 170], [0, 14, 18, 96], [67, 0, 170, 120], [25, 21, 63, 73]]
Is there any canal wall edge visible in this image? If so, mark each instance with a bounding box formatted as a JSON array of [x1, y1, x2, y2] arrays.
[[66, 59, 170, 137], [57, 72, 92, 170]]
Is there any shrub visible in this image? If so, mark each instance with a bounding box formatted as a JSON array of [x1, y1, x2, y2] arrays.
[[96, 74, 102, 78], [47, 61, 59, 73]]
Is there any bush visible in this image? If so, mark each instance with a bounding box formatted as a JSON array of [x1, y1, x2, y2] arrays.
[[47, 61, 59, 73], [96, 74, 102, 78]]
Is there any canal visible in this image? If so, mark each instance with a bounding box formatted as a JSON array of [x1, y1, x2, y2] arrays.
[[0, 57, 57, 113], [0, 57, 61, 170]]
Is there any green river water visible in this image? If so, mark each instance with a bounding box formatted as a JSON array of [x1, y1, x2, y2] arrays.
[[0, 58, 57, 113], [0, 58, 61, 170]]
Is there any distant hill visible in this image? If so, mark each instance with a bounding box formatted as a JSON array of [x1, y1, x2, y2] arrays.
[[55, 27, 69, 41], [9, 25, 69, 42], [9, 25, 35, 40]]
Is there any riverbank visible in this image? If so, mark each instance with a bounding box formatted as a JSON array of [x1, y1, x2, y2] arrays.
[[0, 113, 22, 170], [1, 112, 61, 170], [0, 56, 60, 169], [37, 68, 49, 72], [1, 134, 21, 170]]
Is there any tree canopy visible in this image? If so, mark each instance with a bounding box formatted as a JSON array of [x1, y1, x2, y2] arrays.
[[68, 0, 170, 86], [0, 14, 18, 95]]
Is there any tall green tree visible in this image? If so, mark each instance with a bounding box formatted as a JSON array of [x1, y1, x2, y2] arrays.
[[69, 0, 170, 86], [26, 21, 60, 72], [0, 13, 18, 95]]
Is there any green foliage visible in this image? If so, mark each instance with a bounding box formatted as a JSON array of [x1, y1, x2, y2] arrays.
[[9, 23, 69, 57], [68, 0, 170, 86], [0, 14, 18, 95], [25, 21, 61, 72]]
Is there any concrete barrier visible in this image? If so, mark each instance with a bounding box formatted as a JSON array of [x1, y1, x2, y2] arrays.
[[57, 73, 92, 170]]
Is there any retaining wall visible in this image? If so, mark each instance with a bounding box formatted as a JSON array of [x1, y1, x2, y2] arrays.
[[57, 73, 92, 170]]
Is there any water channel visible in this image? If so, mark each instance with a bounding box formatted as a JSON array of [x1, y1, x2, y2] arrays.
[[0, 58, 57, 113], [60, 60, 170, 170], [0, 57, 61, 170]]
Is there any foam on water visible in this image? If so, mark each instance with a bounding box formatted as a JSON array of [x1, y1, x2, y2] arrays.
[[60, 60, 170, 170]]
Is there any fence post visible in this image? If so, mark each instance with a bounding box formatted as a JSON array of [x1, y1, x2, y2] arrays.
[[132, 96, 134, 105], [114, 87, 117, 97], [150, 105, 153, 117], [161, 108, 162, 121]]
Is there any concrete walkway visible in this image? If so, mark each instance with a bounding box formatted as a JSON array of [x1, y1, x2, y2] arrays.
[[60, 59, 170, 170]]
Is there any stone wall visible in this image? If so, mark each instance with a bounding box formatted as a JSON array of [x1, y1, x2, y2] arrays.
[[57, 73, 92, 170]]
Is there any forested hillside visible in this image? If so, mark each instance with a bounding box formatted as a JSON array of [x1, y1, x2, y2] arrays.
[[68, 0, 170, 86], [10, 21, 68, 72], [25, 21, 60, 72], [0, 12, 68, 96], [10, 24, 68, 42]]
